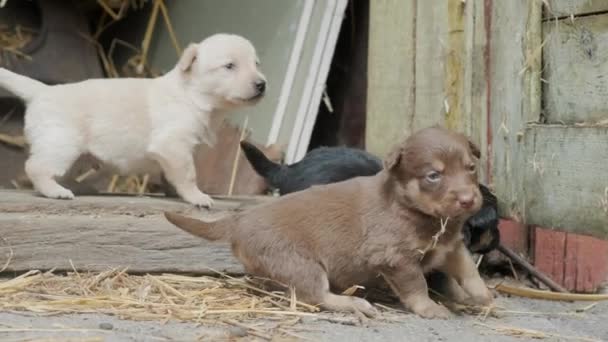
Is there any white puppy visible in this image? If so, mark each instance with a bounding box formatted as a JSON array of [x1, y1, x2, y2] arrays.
[[0, 33, 266, 207]]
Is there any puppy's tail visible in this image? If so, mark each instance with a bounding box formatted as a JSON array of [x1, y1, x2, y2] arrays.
[[164, 212, 229, 241], [0, 68, 48, 102], [240, 140, 284, 181]]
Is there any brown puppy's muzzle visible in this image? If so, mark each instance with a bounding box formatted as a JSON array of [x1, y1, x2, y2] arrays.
[[457, 188, 477, 210], [437, 186, 482, 219]]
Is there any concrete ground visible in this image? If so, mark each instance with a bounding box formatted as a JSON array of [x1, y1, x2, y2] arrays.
[[0, 296, 606, 342]]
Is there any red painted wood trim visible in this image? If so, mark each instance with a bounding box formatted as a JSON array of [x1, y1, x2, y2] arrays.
[[533, 227, 608, 293]]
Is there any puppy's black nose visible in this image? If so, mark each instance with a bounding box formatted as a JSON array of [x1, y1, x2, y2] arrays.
[[255, 80, 266, 93]]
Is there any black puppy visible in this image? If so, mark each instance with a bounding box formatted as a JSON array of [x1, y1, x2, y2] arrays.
[[240, 141, 500, 254]]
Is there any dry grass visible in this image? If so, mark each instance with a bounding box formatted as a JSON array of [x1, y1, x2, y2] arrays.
[[0, 269, 322, 323], [416, 217, 449, 260], [2, 268, 457, 339], [0, 24, 36, 62], [0, 269, 331, 340]]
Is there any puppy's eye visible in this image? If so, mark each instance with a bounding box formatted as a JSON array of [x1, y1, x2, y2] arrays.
[[425, 171, 442, 183], [466, 164, 476, 173], [224, 62, 236, 70]]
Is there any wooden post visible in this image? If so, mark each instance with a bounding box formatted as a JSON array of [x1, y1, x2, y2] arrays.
[[366, 0, 416, 157]]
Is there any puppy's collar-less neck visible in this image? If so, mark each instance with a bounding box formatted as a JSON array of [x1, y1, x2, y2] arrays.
[[162, 69, 216, 112]]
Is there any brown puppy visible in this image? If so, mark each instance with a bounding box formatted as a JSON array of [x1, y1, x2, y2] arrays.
[[164, 126, 493, 319]]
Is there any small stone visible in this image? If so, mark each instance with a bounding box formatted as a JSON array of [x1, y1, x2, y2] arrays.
[[227, 326, 248, 337], [99, 323, 114, 330]]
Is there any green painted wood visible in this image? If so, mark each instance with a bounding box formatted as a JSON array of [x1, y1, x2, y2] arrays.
[[523, 126, 608, 238], [545, 0, 608, 19], [543, 14, 608, 124]]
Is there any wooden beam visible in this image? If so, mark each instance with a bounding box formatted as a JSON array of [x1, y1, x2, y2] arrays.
[[523, 126, 608, 238], [488, 0, 542, 220], [0, 191, 273, 274], [445, 0, 465, 132], [544, 0, 608, 19], [460, 0, 491, 183], [366, 0, 416, 157], [414, 1, 448, 130], [543, 13, 608, 124]]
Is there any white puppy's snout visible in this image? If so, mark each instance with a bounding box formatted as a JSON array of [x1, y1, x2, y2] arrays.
[[254, 78, 266, 95]]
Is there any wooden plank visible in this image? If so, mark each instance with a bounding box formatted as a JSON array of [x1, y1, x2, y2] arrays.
[[0, 190, 272, 215], [533, 227, 567, 287], [463, 0, 490, 183], [489, 0, 542, 220], [0, 190, 275, 274], [523, 126, 608, 238], [0, 214, 243, 274], [543, 14, 608, 124], [445, 0, 466, 133], [366, 0, 416, 157], [544, 0, 608, 19], [414, 1, 448, 130], [534, 226, 608, 292], [564, 233, 608, 292], [498, 219, 529, 256]]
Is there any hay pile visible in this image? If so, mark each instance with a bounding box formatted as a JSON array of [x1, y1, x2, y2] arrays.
[[0, 269, 321, 323], [0, 268, 447, 339], [0, 269, 331, 340]]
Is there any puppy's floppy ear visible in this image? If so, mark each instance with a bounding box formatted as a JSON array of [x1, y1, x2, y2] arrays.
[[178, 43, 198, 72], [383, 147, 403, 171], [468, 139, 481, 159]]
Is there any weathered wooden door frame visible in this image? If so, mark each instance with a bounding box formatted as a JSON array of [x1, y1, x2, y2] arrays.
[[368, 0, 607, 238]]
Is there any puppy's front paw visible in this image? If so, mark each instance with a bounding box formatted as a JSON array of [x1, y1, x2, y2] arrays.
[[351, 297, 379, 318], [411, 300, 451, 319], [185, 192, 214, 208], [462, 279, 493, 306], [470, 287, 494, 306], [46, 188, 75, 200]]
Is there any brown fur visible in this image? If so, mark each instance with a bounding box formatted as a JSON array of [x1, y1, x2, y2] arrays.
[[164, 126, 493, 319]]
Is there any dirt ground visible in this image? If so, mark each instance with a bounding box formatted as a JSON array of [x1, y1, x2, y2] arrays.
[[1, 296, 606, 341]]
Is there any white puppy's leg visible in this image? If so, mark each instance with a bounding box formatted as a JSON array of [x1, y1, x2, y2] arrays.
[[25, 147, 79, 200], [149, 147, 213, 208]]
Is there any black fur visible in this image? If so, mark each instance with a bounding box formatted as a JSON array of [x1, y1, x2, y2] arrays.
[[240, 141, 383, 194], [240, 141, 500, 254], [462, 184, 500, 254]]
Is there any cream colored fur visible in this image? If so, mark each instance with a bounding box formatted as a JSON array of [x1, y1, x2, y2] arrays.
[[0, 33, 266, 207]]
